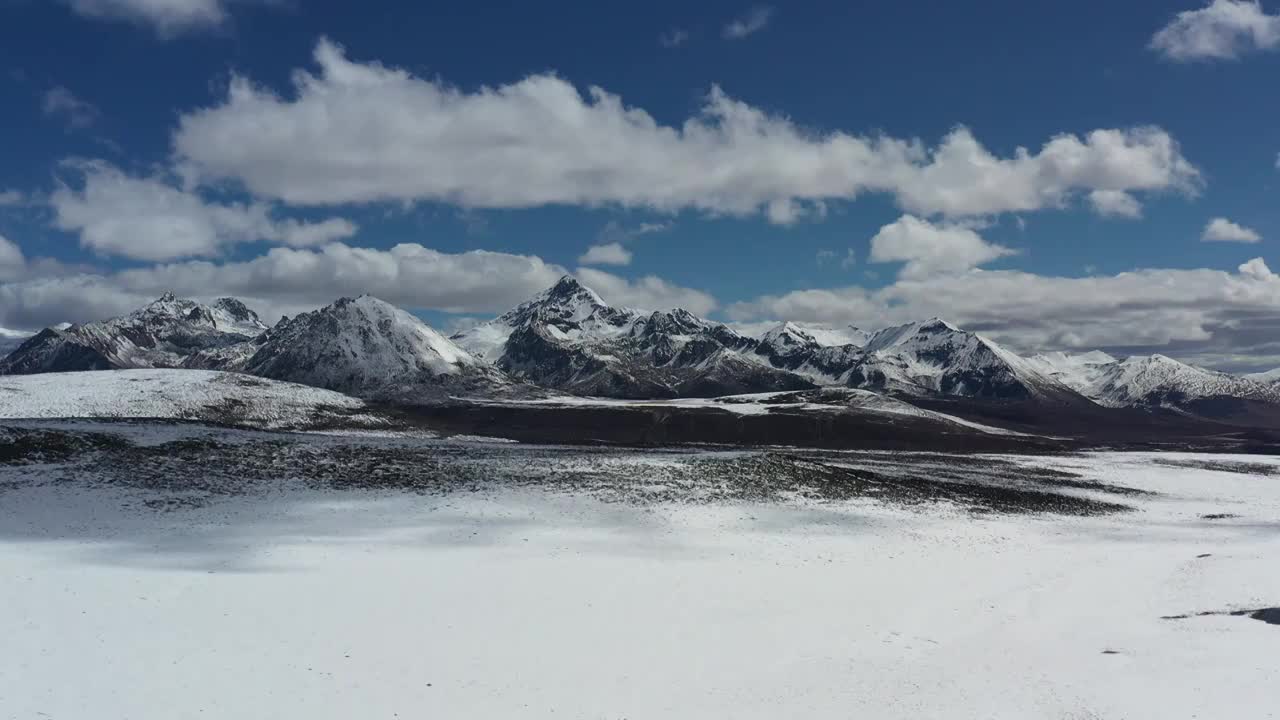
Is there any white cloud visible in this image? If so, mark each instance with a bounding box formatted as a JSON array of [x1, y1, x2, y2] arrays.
[[723, 6, 774, 39], [42, 86, 100, 129], [1088, 189, 1143, 219], [1150, 0, 1280, 60], [274, 217, 360, 247], [0, 240, 714, 335], [659, 28, 689, 47], [868, 215, 1017, 279], [1240, 256, 1272, 279], [0, 242, 565, 330], [574, 267, 717, 315], [727, 258, 1280, 366], [171, 39, 1200, 224], [765, 198, 805, 225], [887, 126, 1198, 218], [581, 220, 671, 265], [1202, 216, 1262, 243], [62, 0, 273, 36], [50, 161, 358, 261], [0, 190, 25, 207], [579, 242, 633, 266], [0, 234, 26, 280]]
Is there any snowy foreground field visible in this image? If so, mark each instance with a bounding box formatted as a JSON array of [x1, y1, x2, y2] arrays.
[[2, 422, 1279, 719]]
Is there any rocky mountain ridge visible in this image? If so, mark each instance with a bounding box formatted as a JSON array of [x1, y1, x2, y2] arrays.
[[0, 293, 267, 375]]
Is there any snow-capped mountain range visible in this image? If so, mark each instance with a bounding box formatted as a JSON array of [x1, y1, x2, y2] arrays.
[[447, 276, 1081, 402], [452, 276, 811, 398], [0, 293, 267, 375], [2, 277, 1279, 424], [1029, 351, 1280, 408]]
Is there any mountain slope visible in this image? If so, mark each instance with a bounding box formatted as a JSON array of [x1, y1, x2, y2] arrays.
[[453, 276, 814, 398], [847, 319, 1081, 401], [0, 328, 31, 359], [757, 322, 868, 350], [1072, 354, 1280, 408], [1245, 367, 1280, 384], [244, 295, 509, 399], [0, 294, 266, 375], [1025, 351, 1117, 390]]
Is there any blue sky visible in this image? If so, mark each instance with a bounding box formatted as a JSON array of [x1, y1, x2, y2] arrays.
[[0, 0, 1278, 368]]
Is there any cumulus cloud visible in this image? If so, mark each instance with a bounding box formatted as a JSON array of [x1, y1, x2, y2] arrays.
[[868, 215, 1017, 278], [1150, 0, 1280, 60], [62, 0, 273, 36], [581, 219, 672, 265], [42, 86, 100, 129], [273, 217, 360, 247], [1202, 216, 1262, 243], [727, 258, 1280, 367], [1088, 189, 1143, 219], [578, 242, 633, 266], [0, 243, 561, 329], [171, 39, 1200, 224], [723, 6, 774, 39], [0, 239, 714, 334], [574, 267, 717, 315], [50, 161, 358, 261], [1239, 256, 1273, 279], [0, 234, 26, 280]]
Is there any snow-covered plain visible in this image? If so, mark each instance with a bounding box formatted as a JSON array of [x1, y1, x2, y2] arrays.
[[0, 369, 383, 429], [1, 430, 1278, 719]]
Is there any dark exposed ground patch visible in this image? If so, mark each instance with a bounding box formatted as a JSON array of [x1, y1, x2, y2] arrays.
[[1162, 608, 1280, 626], [803, 451, 1155, 498], [0, 426, 130, 465], [1200, 513, 1240, 520], [0, 423, 1141, 516], [1153, 459, 1280, 476]]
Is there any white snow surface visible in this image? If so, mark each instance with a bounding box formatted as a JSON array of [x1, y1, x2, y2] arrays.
[[450, 317, 515, 363], [246, 296, 488, 395], [331, 296, 476, 372], [1027, 350, 1118, 375], [1245, 367, 1280, 384], [1, 444, 1278, 719], [760, 321, 868, 348], [0, 369, 376, 429]]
